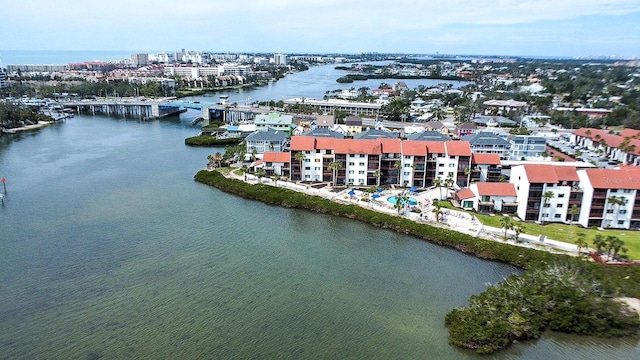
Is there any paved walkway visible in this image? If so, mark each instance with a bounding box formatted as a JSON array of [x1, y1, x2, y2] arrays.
[[222, 168, 579, 256]]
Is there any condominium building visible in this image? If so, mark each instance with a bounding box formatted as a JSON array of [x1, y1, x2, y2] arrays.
[[284, 98, 382, 117], [289, 137, 471, 187]]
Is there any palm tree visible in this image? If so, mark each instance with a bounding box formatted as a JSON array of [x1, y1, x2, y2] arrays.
[[394, 159, 402, 186], [607, 195, 628, 228], [255, 169, 265, 184], [241, 165, 249, 181], [541, 190, 554, 224], [593, 234, 606, 254], [513, 224, 524, 243], [575, 233, 588, 255], [271, 174, 281, 186], [294, 151, 306, 181], [434, 178, 443, 200], [500, 216, 513, 241], [373, 169, 381, 187], [432, 200, 443, 223], [605, 235, 622, 259], [395, 191, 410, 215], [328, 161, 343, 186], [464, 167, 471, 187], [567, 204, 580, 242]]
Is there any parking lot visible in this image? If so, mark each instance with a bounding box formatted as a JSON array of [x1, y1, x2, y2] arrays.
[[547, 137, 617, 168]]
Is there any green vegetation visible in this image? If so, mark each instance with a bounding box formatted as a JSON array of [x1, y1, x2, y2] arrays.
[[445, 265, 640, 354], [195, 170, 640, 354], [0, 101, 54, 129], [184, 136, 242, 146]]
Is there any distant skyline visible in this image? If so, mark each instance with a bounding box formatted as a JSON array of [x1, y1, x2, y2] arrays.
[[1, 0, 639, 58]]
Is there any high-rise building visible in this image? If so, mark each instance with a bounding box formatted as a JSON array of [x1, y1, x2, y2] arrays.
[[273, 53, 288, 66], [0, 68, 8, 89], [130, 53, 149, 66]]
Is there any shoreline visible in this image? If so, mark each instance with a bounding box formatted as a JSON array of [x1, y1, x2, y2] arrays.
[[2, 121, 53, 134]]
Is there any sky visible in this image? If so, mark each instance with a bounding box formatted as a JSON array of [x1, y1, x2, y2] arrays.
[[1, 0, 639, 58]]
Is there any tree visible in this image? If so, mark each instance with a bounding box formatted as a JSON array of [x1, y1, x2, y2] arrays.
[[432, 200, 443, 223], [513, 224, 524, 243], [607, 195, 628, 228], [328, 161, 343, 186], [271, 174, 281, 186], [541, 191, 555, 224], [605, 236, 624, 259], [541, 151, 549, 161], [373, 169, 381, 187], [434, 178, 444, 200], [294, 151, 306, 181], [464, 167, 471, 187], [567, 204, 580, 242], [255, 169, 265, 184], [500, 216, 514, 241], [241, 165, 249, 181], [394, 191, 410, 215], [592, 234, 606, 253], [394, 159, 402, 186], [575, 233, 588, 255]]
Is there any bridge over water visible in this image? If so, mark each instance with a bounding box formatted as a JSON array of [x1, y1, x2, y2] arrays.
[[62, 98, 272, 124]]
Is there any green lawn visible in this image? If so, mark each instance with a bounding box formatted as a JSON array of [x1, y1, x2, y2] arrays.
[[437, 201, 640, 260]]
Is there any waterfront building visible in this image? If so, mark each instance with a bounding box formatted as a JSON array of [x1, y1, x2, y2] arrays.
[[470, 153, 502, 182], [273, 53, 288, 66], [7, 64, 67, 73], [252, 152, 291, 177], [289, 137, 471, 188], [576, 167, 640, 229], [245, 128, 288, 155], [454, 182, 518, 214], [254, 113, 295, 135], [283, 98, 382, 117], [510, 164, 582, 222]]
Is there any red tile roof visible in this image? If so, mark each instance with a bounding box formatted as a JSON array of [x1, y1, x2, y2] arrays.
[[455, 188, 476, 200], [402, 140, 429, 156], [620, 129, 640, 139], [573, 128, 640, 155], [262, 152, 291, 163], [424, 141, 446, 154], [291, 136, 316, 151], [584, 168, 640, 190], [379, 138, 402, 153], [445, 141, 472, 156], [472, 153, 501, 165], [523, 164, 578, 183], [334, 139, 381, 155], [476, 182, 517, 197]]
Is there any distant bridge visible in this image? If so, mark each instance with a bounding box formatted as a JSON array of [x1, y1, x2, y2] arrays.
[[62, 98, 272, 124]]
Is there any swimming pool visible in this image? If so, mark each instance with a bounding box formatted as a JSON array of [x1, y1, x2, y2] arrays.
[[386, 195, 418, 206]]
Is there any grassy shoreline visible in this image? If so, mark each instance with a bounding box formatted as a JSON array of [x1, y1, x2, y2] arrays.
[[194, 169, 640, 354]]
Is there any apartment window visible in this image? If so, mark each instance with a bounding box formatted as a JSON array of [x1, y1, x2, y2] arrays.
[[305, 175, 310, 179], [618, 220, 625, 225], [405, 163, 411, 168], [448, 172, 454, 177], [304, 158, 310, 162], [450, 156, 455, 160], [314, 167, 320, 171], [438, 172, 444, 176], [348, 170, 354, 174], [316, 149, 321, 153], [305, 151, 311, 154], [544, 203, 550, 208], [555, 214, 561, 218], [624, 189, 632, 193], [349, 162, 355, 166], [606, 209, 614, 213], [439, 163, 444, 167], [449, 163, 455, 167], [359, 162, 365, 166], [404, 171, 410, 176], [556, 204, 563, 208], [404, 155, 411, 159], [305, 166, 311, 170], [314, 159, 321, 162], [620, 210, 627, 214], [360, 154, 365, 158], [558, 194, 565, 198], [359, 170, 365, 175], [326, 150, 332, 154], [542, 213, 549, 218]]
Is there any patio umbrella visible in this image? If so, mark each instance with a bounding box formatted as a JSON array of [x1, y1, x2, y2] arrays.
[[372, 193, 381, 199], [377, 188, 383, 193], [409, 186, 418, 192], [348, 189, 356, 196]]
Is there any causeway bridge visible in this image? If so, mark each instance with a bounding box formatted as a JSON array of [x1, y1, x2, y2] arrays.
[[62, 98, 272, 124]]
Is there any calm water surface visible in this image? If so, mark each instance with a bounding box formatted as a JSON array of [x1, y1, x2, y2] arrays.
[[0, 114, 638, 359]]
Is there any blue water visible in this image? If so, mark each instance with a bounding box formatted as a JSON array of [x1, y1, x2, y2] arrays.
[[387, 196, 419, 206]]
